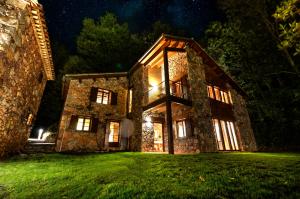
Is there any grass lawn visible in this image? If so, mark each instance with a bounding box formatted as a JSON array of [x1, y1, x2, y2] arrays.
[[0, 152, 299, 199]]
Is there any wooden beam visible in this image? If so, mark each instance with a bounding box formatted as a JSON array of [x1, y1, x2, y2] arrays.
[[164, 49, 174, 154], [143, 40, 171, 66]]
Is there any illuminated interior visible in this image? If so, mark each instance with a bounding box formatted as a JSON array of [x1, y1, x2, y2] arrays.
[[76, 117, 91, 131], [145, 51, 190, 104], [212, 119, 239, 151], [109, 122, 120, 142]]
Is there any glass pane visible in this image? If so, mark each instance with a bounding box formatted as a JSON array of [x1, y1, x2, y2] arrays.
[[214, 87, 221, 101], [109, 122, 119, 142], [223, 92, 229, 104], [129, 89, 132, 112], [153, 123, 163, 144], [83, 119, 91, 131], [213, 119, 223, 150], [230, 122, 239, 150], [207, 86, 214, 99], [220, 91, 225, 102], [96, 92, 103, 103], [226, 122, 236, 150], [220, 120, 231, 150], [102, 92, 109, 104], [228, 91, 233, 104], [76, 118, 84, 131], [177, 121, 186, 138]]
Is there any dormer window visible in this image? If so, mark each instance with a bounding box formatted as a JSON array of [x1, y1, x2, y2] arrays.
[[207, 85, 233, 104]]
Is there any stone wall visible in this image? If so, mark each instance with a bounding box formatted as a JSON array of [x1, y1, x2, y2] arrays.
[[231, 88, 257, 151], [56, 76, 128, 152], [186, 47, 218, 152], [128, 66, 144, 151], [0, 0, 48, 158]]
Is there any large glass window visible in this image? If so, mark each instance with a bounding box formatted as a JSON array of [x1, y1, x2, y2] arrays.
[[207, 85, 233, 104], [76, 117, 91, 131], [212, 119, 239, 151]]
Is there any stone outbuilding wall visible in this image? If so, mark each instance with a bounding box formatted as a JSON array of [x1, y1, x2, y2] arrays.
[[56, 74, 129, 152], [0, 0, 53, 158]]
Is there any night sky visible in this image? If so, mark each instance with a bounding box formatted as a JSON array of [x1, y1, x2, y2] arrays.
[[39, 0, 220, 50]]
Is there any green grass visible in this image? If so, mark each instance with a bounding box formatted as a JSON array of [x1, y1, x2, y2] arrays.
[[0, 152, 299, 199]]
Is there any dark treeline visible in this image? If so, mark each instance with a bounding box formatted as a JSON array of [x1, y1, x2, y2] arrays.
[[34, 0, 300, 150]]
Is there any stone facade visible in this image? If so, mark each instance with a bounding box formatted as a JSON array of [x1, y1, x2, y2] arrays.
[[0, 0, 54, 158], [56, 74, 129, 152], [58, 34, 257, 154]]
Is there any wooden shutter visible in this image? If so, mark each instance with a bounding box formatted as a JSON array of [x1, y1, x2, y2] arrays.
[[111, 92, 118, 105], [91, 118, 99, 133], [68, 115, 78, 130], [90, 87, 98, 102]]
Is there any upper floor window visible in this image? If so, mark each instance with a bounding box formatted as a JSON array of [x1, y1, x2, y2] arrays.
[[97, 88, 110, 104], [90, 87, 118, 105], [207, 85, 233, 104]]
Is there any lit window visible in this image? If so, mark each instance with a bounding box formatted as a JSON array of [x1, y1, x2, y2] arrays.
[[207, 85, 214, 98], [76, 117, 91, 131], [212, 118, 239, 151], [177, 120, 187, 138], [207, 85, 232, 104], [154, 123, 163, 144], [96, 89, 111, 104], [128, 89, 133, 113], [109, 122, 120, 143], [212, 119, 223, 150]]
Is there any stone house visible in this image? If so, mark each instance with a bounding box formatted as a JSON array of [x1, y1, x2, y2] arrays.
[[56, 34, 257, 154], [0, 0, 54, 158]]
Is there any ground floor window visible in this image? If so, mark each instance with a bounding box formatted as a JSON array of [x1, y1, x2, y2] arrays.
[[212, 119, 239, 151], [176, 120, 187, 138], [153, 123, 163, 144], [76, 117, 91, 131], [109, 122, 120, 143]]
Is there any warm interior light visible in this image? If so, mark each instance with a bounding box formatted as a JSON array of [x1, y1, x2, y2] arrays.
[[38, 128, 44, 140]]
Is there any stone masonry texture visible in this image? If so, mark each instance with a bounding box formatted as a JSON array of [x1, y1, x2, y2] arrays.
[[0, 0, 48, 158]]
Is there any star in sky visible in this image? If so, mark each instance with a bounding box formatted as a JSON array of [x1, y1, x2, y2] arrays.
[[39, 0, 220, 50]]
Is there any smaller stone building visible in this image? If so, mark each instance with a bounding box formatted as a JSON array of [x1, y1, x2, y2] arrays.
[[57, 34, 257, 154], [0, 0, 54, 158]]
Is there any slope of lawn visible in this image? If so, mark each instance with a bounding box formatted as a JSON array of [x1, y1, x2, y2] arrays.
[[0, 152, 299, 199]]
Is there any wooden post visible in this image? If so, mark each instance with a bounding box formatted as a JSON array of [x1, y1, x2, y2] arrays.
[[163, 49, 174, 154]]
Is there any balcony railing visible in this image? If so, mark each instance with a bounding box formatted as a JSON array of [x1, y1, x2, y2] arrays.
[[144, 80, 190, 105]]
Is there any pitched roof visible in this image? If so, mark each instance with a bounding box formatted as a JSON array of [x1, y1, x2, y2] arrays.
[[28, 1, 55, 80], [129, 34, 247, 97]]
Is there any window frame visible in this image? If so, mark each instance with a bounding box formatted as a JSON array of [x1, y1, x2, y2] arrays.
[[207, 84, 233, 105], [108, 121, 120, 144], [96, 88, 111, 105], [212, 118, 240, 151], [76, 116, 92, 132], [176, 119, 187, 138]]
